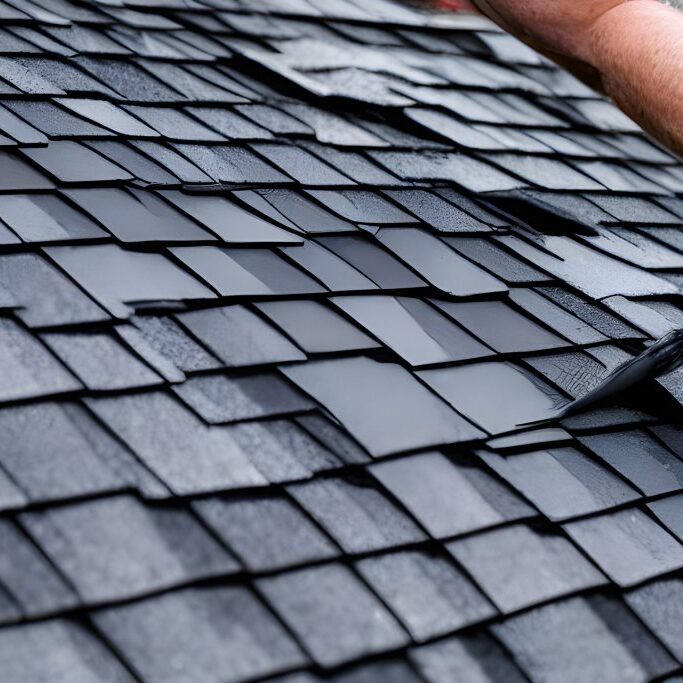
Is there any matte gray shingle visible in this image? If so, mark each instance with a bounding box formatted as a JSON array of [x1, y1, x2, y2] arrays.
[[94, 587, 306, 683], [257, 564, 409, 668]]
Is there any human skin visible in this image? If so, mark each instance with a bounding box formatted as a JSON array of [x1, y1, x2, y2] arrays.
[[439, 0, 683, 156]]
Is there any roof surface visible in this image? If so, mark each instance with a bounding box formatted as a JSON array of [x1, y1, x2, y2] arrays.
[[1, 0, 683, 681]]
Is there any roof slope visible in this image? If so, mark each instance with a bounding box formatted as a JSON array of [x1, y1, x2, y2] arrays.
[[1, 0, 683, 681]]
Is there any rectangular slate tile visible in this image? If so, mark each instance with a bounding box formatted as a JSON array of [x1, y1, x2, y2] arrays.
[[172, 246, 323, 297], [176, 305, 305, 366], [123, 104, 224, 141], [0, 317, 80, 403], [131, 314, 220, 373], [283, 357, 484, 457], [626, 578, 683, 661], [187, 106, 274, 139], [42, 331, 162, 392], [21, 494, 237, 603], [0, 620, 136, 683], [289, 475, 426, 554], [492, 596, 676, 683], [257, 563, 409, 668], [131, 140, 213, 183], [306, 189, 415, 224], [46, 244, 215, 318], [279, 240, 378, 292], [359, 549, 495, 642], [579, 430, 683, 497], [377, 228, 507, 297], [174, 372, 313, 424], [648, 492, 683, 542], [252, 143, 353, 185], [0, 519, 77, 618], [62, 188, 214, 243], [3, 100, 111, 137], [22, 141, 133, 184], [256, 300, 379, 354], [86, 391, 267, 495], [317, 235, 427, 289], [94, 587, 306, 683], [479, 447, 640, 521], [448, 524, 605, 613], [434, 299, 566, 354], [56, 98, 160, 136], [410, 633, 527, 683], [371, 451, 533, 539], [564, 508, 683, 587], [419, 362, 564, 435], [194, 493, 337, 571], [0, 253, 108, 327], [333, 296, 491, 366], [85, 140, 179, 185], [159, 191, 301, 244]]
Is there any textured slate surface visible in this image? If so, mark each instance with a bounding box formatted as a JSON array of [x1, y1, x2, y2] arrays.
[[1, 0, 683, 681]]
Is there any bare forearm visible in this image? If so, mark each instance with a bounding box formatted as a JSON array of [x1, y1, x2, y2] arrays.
[[588, 1, 683, 156]]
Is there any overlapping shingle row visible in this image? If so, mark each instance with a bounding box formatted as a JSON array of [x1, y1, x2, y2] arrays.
[[1, 0, 683, 681]]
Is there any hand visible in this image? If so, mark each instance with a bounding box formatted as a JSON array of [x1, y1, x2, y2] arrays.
[[470, 0, 628, 66]]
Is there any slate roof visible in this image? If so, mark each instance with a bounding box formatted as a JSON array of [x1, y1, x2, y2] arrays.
[[1, 0, 683, 681]]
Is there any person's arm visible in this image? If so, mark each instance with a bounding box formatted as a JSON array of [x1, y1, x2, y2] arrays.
[[469, 0, 683, 157]]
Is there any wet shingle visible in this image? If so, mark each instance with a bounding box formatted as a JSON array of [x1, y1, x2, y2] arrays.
[[94, 587, 306, 683], [257, 564, 408, 668]]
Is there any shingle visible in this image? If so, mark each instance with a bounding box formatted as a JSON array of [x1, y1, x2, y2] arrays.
[[289, 476, 426, 553], [419, 362, 563, 435], [332, 296, 490, 366], [86, 392, 267, 495], [46, 244, 214, 318], [564, 508, 683, 587], [130, 140, 213, 183], [139, 61, 241, 102], [0, 102, 47, 144], [123, 105, 224, 141], [0, 193, 106, 243], [579, 430, 683, 497], [377, 228, 507, 297], [0, 317, 80, 403], [41, 331, 162, 392], [589, 194, 679, 223], [357, 550, 495, 641], [410, 633, 527, 683], [189, 107, 275, 139], [384, 189, 492, 233], [257, 564, 408, 668], [0, 518, 77, 617], [61, 188, 213, 243], [648, 492, 683, 542], [252, 143, 352, 185], [0, 254, 109, 327], [279, 240, 378, 291], [256, 300, 379, 354], [194, 493, 337, 571], [236, 103, 314, 135], [283, 357, 484, 456], [306, 189, 415, 224], [94, 587, 305, 683], [176, 306, 305, 366], [0, 402, 130, 502], [434, 299, 566, 353], [174, 372, 312, 424], [175, 246, 324, 296], [0, 150, 53, 190], [229, 419, 341, 483], [174, 144, 289, 184], [22, 494, 236, 603], [479, 447, 640, 521], [448, 524, 605, 613], [626, 578, 683, 660], [159, 191, 300, 244], [3, 100, 111, 137], [21, 141, 133, 184], [492, 596, 676, 683], [371, 452, 533, 539], [329, 660, 422, 683], [0, 56, 64, 94], [295, 413, 370, 465], [0, 620, 136, 683], [56, 98, 159, 136], [85, 141, 179, 184], [317, 235, 427, 289], [368, 150, 523, 192]]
